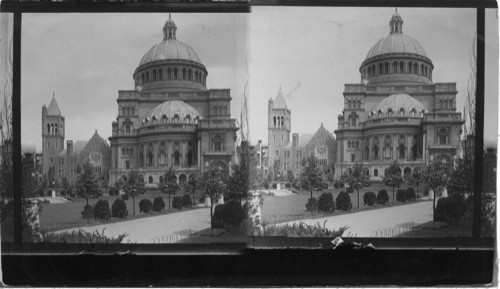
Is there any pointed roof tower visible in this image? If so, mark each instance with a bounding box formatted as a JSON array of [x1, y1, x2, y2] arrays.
[[273, 86, 287, 109], [46, 92, 62, 116]]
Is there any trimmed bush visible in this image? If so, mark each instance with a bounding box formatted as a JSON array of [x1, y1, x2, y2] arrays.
[[396, 189, 407, 203], [181, 194, 192, 208], [423, 184, 430, 196], [363, 191, 377, 206], [111, 198, 128, 218], [435, 194, 466, 222], [172, 196, 183, 210], [318, 193, 335, 213], [121, 193, 129, 201], [37, 187, 44, 197], [346, 186, 354, 194], [199, 194, 206, 204], [405, 187, 416, 201], [47, 190, 52, 196], [263, 181, 270, 189], [339, 183, 345, 189], [272, 183, 277, 189], [285, 183, 291, 189], [377, 190, 389, 205], [94, 200, 111, 220], [67, 188, 75, 198], [333, 183, 340, 189], [108, 188, 118, 196], [305, 197, 319, 212], [42, 229, 127, 243], [60, 190, 66, 196], [139, 199, 153, 213], [81, 204, 94, 220], [153, 197, 165, 212], [212, 200, 245, 229], [336, 191, 352, 211]]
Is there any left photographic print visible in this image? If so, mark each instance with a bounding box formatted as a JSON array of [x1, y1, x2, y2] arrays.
[[12, 13, 248, 243]]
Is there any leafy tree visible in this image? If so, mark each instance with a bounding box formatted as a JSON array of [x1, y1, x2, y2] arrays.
[[299, 155, 325, 199], [199, 166, 228, 228], [75, 162, 100, 206], [61, 177, 69, 190], [408, 166, 424, 196], [160, 167, 179, 210], [47, 167, 55, 188], [183, 173, 198, 206], [422, 158, 451, 221], [383, 161, 403, 204], [227, 163, 247, 204], [448, 157, 474, 196], [286, 170, 295, 184], [121, 169, 146, 216], [341, 163, 369, 208]]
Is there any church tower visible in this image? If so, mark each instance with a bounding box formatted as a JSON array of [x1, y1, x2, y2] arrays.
[[267, 87, 291, 176], [42, 94, 65, 175]]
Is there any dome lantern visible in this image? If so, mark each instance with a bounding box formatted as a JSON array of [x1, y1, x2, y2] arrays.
[[389, 9, 403, 34], [163, 14, 177, 40]]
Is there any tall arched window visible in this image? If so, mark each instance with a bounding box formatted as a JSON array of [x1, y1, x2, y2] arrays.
[[378, 63, 383, 75], [421, 64, 424, 76], [149, 176, 153, 184], [281, 116, 284, 127], [400, 61, 404, 73], [392, 62, 398, 73], [374, 169, 378, 177], [373, 145, 379, 159], [146, 71, 149, 82], [408, 62, 413, 74], [213, 134, 223, 151], [188, 69, 192, 81], [167, 68, 172, 80], [159, 69, 163, 80], [182, 68, 186, 80], [372, 65, 376, 75], [47, 123, 50, 134], [414, 64, 418, 74], [173, 150, 181, 166], [273, 116, 276, 127], [399, 144, 406, 159], [147, 151, 154, 166], [384, 62, 389, 74], [173, 114, 180, 122], [174, 68, 178, 79], [357, 100, 361, 109], [152, 69, 157, 81], [348, 101, 352, 109], [126, 107, 130, 116], [131, 107, 135, 116], [399, 108, 405, 116]]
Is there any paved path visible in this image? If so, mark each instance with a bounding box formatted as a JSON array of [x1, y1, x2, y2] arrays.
[[59, 208, 211, 243], [281, 200, 434, 237]]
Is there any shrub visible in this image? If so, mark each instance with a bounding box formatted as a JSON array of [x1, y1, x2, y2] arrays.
[[108, 188, 118, 196], [81, 204, 94, 220], [42, 228, 127, 243], [436, 194, 466, 222], [336, 191, 352, 211], [37, 187, 44, 197], [423, 184, 430, 196], [272, 183, 277, 189], [405, 187, 416, 201], [121, 193, 129, 201], [139, 199, 153, 213], [172, 196, 183, 210], [199, 194, 206, 204], [396, 189, 407, 203], [305, 197, 319, 212], [346, 186, 354, 194], [67, 188, 75, 198], [212, 200, 245, 229], [263, 181, 270, 189], [60, 190, 66, 196], [363, 191, 377, 206], [318, 193, 335, 213], [377, 190, 389, 205], [339, 183, 345, 189], [363, 180, 372, 187], [285, 183, 291, 189], [258, 221, 347, 238], [47, 189, 52, 196], [333, 183, 340, 189], [94, 200, 111, 220], [181, 194, 192, 208], [43, 199, 50, 204], [111, 198, 128, 218], [153, 197, 165, 212]]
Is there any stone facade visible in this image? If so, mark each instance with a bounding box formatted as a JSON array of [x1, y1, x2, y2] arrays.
[[334, 11, 463, 181], [108, 15, 238, 187]]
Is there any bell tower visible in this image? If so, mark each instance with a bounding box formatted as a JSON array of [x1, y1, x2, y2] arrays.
[[267, 86, 291, 176], [42, 93, 65, 175]]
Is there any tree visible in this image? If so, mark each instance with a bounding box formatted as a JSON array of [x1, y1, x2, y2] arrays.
[[422, 158, 451, 222], [341, 163, 369, 208], [448, 157, 474, 196], [184, 173, 198, 206], [199, 166, 227, 228], [286, 170, 295, 184], [75, 162, 100, 206], [227, 163, 247, 204], [408, 166, 424, 196], [159, 167, 179, 210], [61, 177, 69, 190], [383, 161, 403, 204], [122, 169, 146, 216], [299, 155, 325, 199]]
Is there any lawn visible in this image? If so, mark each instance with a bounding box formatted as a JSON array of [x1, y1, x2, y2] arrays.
[[261, 182, 422, 224], [39, 189, 206, 232], [396, 220, 472, 237]]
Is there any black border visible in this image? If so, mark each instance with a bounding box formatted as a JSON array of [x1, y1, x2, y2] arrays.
[[1, 0, 497, 286]]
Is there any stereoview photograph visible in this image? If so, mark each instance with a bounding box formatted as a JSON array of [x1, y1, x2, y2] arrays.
[[0, 7, 497, 245]]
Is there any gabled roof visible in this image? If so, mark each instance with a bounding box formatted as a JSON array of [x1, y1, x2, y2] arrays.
[[273, 88, 287, 109], [46, 96, 62, 116], [298, 133, 314, 147], [57, 131, 109, 157]]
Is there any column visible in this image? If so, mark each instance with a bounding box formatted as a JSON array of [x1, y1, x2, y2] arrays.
[[197, 139, 201, 167], [154, 142, 159, 168], [182, 141, 187, 167], [143, 144, 147, 168], [167, 141, 172, 167]]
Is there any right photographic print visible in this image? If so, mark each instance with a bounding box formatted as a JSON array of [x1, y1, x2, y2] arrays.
[[246, 7, 498, 239]]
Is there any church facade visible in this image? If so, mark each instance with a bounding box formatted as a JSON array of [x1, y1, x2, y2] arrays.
[[334, 11, 463, 181], [267, 88, 336, 179], [41, 96, 111, 187], [108, 15, 238, 187]]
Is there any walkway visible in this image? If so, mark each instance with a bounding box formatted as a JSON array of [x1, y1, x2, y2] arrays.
[[59, 207, 211, 243], [280, 200, 434, 237]]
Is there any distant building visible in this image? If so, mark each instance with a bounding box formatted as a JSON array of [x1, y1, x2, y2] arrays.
[[334, 11, 463, 181], [267, 87, 336, 179], [41, 95, 111, 187]]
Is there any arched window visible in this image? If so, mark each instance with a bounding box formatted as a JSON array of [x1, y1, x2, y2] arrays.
[[167, 68, 172, 80], [126, 107, 130, 116], [408, 62, 413, 74], [149, 176, 153, 184], [122, 107, 126, 116], [131, 107, 135, 116], [378, 110, 383, 117], [399, 108, 405, 116], [179, 174, 187, 184], [421, 64, 424, 76], [281, 116, 284, 127], [414, 64, 418, 75], [438, 128, 448, 145], [182, 68, 186, 80], [393, 61, 398, 73], [185, 115, 191, 122], [384, 62, 389, 74], [387, 108, 393, 117], [348, 141, 351, 149], [374, 169, 378, 177], [147, 151, 154, 166], [400, 61, 404, 73], [348, 101, 352, 109], [47, 123, 50, 134], [173, 150, 181, 166], [145, 71, 149, 82], [213, 134, 223, 151], [412, 144, 418, 160], [174, 68, 178, 79], [152, 69, 157, 81], [159, 69, 163, 80], [357, 100, 361, 109], [273, 116, 276, 127], [188, 69, 192, 81], [121, 148, 125, 155], [439, 100, 444, 109], [378, 63, 383, 75], [365, 145, 370, 159], [54, 124, 58, 134], [399, 144, 406, 159], [173, 114, 180, 122]]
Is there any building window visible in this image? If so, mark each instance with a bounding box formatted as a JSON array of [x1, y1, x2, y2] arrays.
[[276, 150, 279, 156], [351, 154, 355, 162], [374, 169, 378, 177], [213, 134, 223, 151], [125, 161, 129, 170], [399, 144, 406, 159], [438, 128, 448, 145], [50, 157, 53, 163], [173, 150, 181, 166]]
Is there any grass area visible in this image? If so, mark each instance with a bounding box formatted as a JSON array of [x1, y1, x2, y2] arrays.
[[261, 182, 424, 224], [396, 220, 473, 238], [39, 189, 206, 232], [179, 228, 253, 244]]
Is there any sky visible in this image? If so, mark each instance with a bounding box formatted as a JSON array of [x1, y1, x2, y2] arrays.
[[248, 7, 498, 147], [20, 13, 248, 151]]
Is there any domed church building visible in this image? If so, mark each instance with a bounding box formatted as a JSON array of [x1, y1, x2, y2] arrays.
[[108, 15, 238, 186], [334, 11, 463, 181]]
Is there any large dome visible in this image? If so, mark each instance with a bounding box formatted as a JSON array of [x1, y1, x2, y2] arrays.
[[366, 33, 427, 59], [139, 39, 201, 66], [146, 100, 202, 122], [372, 94, 427, 114]]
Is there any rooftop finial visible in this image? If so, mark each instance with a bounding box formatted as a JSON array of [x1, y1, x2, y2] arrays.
[[163, 14, 177, 40], [389, 9, 403, 34], [53, 90, 55, 98], [395, 7, 398, 14]]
